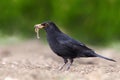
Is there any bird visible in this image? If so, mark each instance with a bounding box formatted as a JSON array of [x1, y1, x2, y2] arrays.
[[34, 21, 116, 70]]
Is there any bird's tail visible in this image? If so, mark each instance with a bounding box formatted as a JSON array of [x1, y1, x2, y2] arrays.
[[94, 53, 116, 62]]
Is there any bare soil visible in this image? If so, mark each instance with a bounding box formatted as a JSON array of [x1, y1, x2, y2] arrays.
[[0, 40, 120, 80]]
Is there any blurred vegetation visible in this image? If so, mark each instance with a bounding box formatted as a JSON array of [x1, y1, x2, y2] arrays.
[[0, 0, 120, 45]]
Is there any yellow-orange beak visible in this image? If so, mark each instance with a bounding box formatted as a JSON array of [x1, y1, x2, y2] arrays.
[[34, 24, 45, 29], [34, 24, 45, 39]]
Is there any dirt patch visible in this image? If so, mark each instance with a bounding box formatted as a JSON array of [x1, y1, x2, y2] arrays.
[[0, 40, 120, 80]]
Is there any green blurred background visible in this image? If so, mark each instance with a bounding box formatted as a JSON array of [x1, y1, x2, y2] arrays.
[[0, 0, 120, 45]]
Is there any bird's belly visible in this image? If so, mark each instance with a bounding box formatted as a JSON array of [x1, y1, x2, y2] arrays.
[[49, 44, 77, 58]]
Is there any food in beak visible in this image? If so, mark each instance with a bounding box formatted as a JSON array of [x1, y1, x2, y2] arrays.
[[35, 27, 40, 39]]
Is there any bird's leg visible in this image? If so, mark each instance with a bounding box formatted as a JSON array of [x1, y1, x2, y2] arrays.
[[59, 58, 68, 70], [66, 59, 73, 70]]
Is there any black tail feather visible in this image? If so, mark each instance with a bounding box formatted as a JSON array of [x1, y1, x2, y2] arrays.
[[94, 53, 116, 62]]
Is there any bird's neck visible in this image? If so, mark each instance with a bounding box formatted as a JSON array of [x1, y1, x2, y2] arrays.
[[44, 26, 62, 36], [44, 26, 63, 44]]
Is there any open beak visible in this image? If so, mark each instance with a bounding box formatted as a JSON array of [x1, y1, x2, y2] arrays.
[[34, 24, 44, 39]]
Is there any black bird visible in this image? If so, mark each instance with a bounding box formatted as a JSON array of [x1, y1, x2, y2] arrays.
[[34, 21, 116, 70]]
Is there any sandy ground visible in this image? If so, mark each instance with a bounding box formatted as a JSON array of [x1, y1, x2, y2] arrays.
[[0, 40, 120, 80]]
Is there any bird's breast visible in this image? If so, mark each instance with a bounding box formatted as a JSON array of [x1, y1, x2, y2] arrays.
[[47, 37, 61, 52], [47, 36, 77, 58]]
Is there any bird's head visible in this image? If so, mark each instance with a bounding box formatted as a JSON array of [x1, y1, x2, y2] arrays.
[[34, 21, 61, 39], [34, 21, 55, 39]]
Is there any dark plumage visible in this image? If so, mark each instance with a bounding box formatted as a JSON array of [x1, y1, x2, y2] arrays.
[[34, 21, 116, 70]]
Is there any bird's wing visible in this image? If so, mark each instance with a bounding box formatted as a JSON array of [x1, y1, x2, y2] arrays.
[[57, 34, 91, 50]]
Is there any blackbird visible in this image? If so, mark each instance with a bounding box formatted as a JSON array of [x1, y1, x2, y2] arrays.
[[34, 21, 116, 70]]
